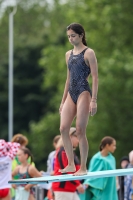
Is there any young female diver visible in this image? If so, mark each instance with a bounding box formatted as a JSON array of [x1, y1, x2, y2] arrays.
[[59, 23, 98, 175]]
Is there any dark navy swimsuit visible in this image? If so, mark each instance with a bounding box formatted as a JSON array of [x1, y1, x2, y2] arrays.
[[68, 48, 92, 104]]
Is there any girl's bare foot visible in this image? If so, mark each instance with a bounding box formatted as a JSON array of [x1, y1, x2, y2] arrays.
[[59, 165, 76, 173], [73, 168, 88, 176]]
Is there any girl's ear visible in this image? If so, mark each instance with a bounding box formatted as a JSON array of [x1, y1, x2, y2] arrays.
[[25, 153, 29, 160], [106, 144, 110, 149]]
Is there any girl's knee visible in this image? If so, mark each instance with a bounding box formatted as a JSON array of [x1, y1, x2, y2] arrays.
[[60, 126, 68, 134], [76, 126, 83, 133], [76, 126, 86, 138]]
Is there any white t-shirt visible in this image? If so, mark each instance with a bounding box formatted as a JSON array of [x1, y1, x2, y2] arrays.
[[0, 140, 20, 189], [0, 156, 12, 189], [46, 150, 56, 175]]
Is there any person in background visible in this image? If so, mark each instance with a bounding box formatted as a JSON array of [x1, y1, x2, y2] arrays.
[[11, 134, 28, 146], [118, 156, 129, 200], [11, 134, 34, 170], [52, 127, 84, 200], [0, 139, 20, 200], [124, 151, 133, 200], [11, 134, 35, 200], [46, 135, 61, 175], [12, 147, 42, 200], [44, 135, 61, 200], [81, 136, 118, 200]]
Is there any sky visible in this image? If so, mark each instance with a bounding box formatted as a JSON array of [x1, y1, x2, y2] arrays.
[[0, 0, 66, 18], [0, 0, 17, 18]]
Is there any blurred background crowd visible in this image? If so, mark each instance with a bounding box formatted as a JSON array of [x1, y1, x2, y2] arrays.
[[0, 132, 133, 200]]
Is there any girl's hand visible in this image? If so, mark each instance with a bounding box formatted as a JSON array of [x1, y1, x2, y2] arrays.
[[24, 185, 31, 191], [76, 184, 85, 193], [12, 184, 17, 189], [59, 103, 64, 114], [89, 101, 97, 116]]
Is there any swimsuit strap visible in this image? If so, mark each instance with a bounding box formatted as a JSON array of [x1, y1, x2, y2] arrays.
[[71, 47, 88, 56], [80, 47, 88, 56], [82, 47, 88, 53]]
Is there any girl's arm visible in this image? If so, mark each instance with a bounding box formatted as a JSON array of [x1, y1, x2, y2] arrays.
[[59, 51, 71, 113], [12, 166, 20, 177], [28, 165, 42, 178], [87, 48, 98, 99], [86, 49, 98, 116]]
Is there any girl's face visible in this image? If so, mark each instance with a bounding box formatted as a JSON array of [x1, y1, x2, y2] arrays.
[[67, 29, 82, 46], [121, 160, 129, 169], [17, 149, 28, 163], [107, 140, 116, 153]]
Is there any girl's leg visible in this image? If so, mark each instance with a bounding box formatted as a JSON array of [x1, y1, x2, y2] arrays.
[[59, 93, 76, 173], [2, 190, 11, 200], [74, 91, 91, 176]]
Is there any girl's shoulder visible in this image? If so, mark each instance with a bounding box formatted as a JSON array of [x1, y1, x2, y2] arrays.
[[15, 165, 21, 170], [66, 49, 72, 57], [90, 152, 103, 163], [65, 50, 73, 64], [85, 47, 95, 56], [12, 165, 21, 176], [28, 164, 35, 172], [93, 151, 101, 158]]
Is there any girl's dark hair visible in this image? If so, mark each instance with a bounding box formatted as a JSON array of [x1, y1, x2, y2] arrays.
[[20, 147, 33, 164], [99, 136, 115, 151], [67, 23, 87, 46]]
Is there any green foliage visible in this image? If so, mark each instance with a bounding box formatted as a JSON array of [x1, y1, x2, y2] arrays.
[[0, 3, 50, 137]]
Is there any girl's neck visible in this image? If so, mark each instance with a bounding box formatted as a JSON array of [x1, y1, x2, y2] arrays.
[[73, 43, 86, 52], [21, 161, 29, 167], [101, 149, 109, 157]]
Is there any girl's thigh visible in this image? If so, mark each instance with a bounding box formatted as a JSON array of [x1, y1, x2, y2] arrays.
[[60, 93, 76, 129], [1, 190, 11, 200], [76, 91, 91, 128]]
